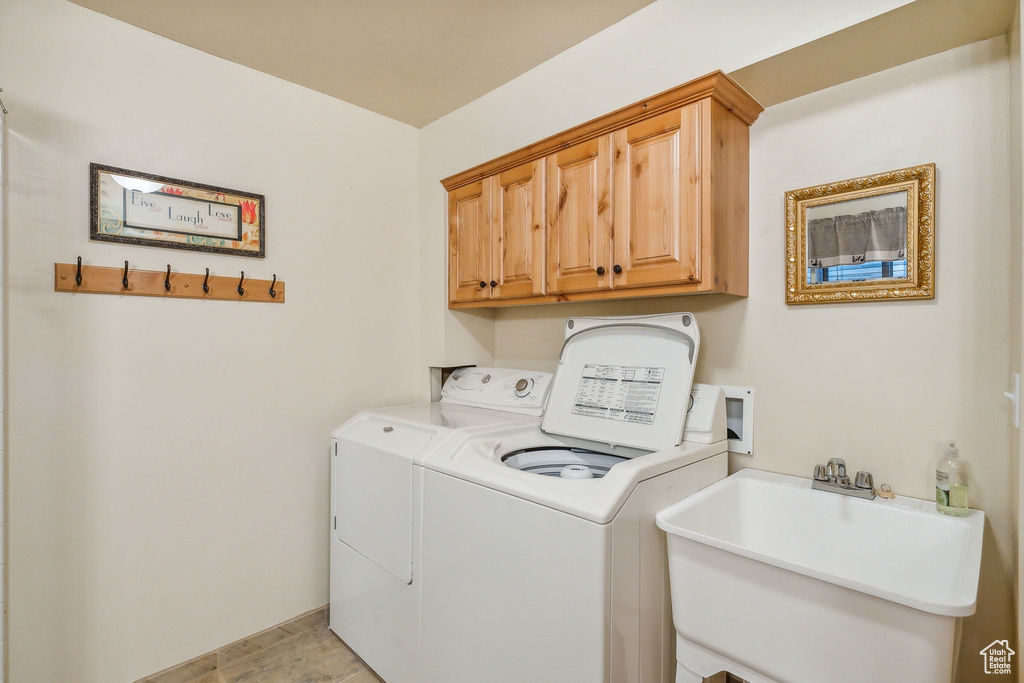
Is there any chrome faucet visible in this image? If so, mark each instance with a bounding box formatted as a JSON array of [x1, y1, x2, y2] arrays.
[[812, 458, 875, 499]]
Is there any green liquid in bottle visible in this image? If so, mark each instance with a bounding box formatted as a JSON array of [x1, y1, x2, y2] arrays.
[[936, 439, 969, 517], [945, 482, 969, 516]]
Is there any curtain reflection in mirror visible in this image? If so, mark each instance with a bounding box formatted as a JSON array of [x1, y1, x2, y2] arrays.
[[806, 192, 907, 284]]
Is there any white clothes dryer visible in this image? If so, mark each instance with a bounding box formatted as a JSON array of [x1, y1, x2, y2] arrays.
[[330, 368, 554, 683]]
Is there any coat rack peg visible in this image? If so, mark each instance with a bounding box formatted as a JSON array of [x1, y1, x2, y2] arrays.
[[55, 261, 283, 303]]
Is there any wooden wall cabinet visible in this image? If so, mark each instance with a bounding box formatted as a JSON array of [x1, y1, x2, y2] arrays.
[[448, 159, 546, 304], [443, 71, 762, 309], [547, 136, 612, 294]]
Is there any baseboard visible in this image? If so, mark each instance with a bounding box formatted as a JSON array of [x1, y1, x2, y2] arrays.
[[134, 605, 329, 683]]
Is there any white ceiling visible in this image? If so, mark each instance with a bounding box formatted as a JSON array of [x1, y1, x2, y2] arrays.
[[68, 0, 657, 128]]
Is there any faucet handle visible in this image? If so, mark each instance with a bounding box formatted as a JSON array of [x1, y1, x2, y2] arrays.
[[813, 464, 828, 481], [826, 458, 846, 480], [855, 471, 874, 490]]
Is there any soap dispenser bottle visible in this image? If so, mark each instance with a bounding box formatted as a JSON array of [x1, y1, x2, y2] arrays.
[[936, 440, 968, 516]]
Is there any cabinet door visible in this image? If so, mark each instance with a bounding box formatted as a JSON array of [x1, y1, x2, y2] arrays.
[[546, 136, 613, 293], [448, 179, 491, 304], [612, 104, 700, 288], [492, 160, 545, 299]]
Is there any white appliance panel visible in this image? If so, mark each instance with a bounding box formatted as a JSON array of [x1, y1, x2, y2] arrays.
[[682, 384, 727, 443], [421, 468, 610, 683], [543, 313, 699, 452], [440, 366, 553, 415], [334, 416, 434, 583], [420, 453, 728, 683], [330, 456, 422, 683], [428, 423, 722, 523]]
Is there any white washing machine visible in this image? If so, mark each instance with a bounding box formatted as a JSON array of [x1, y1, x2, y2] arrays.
[[330, 312, 728, 683]]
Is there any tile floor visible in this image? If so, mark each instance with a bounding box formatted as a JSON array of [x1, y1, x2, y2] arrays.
[[137, 605, 734, 683], [138, 609, 382, 683]]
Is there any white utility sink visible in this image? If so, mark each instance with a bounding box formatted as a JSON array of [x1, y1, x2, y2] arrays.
[[655, 468, 985, 683]]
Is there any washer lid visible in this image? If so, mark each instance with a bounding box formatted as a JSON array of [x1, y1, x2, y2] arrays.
[[541, 313, 700, 452]]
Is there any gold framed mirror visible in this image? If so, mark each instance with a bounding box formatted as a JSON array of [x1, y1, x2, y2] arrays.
[[785, 163, 935, 305]]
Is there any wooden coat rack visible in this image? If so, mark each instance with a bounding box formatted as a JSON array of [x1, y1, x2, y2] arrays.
[[55, 258, 285, 303]]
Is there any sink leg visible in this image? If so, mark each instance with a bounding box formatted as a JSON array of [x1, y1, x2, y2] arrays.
[[675, 661, 704, 683]]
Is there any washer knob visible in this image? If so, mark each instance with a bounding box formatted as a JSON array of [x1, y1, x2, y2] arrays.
[[514, 378, 532, 397]]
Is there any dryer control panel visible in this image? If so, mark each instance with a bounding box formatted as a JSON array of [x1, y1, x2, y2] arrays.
[[440, 367, 554, 416]]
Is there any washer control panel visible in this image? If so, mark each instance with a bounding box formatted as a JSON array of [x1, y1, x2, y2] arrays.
[[682, 384, 727, 443], [515, 378, 531, 395], [440, 367, 554, 416]]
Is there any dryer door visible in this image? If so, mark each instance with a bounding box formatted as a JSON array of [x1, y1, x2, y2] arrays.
[[334, 416, 435, 584]]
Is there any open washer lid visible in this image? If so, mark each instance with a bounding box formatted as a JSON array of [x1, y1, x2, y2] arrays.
[[541, 313, 700, 453]]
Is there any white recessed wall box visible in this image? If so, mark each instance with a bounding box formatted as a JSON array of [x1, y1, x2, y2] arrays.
[[721, 386, 754, 455]]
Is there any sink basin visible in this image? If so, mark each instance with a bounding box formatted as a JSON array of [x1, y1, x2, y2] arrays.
[[655, 468, 984, 683]]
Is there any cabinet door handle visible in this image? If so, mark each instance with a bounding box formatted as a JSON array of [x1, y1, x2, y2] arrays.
[[596, 266, 606, 276], [479, 281, 487, 288], [613, 264, 622, 274], [489, 280, 497, 288]]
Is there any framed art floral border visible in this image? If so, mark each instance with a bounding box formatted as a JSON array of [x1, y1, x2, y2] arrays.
[[90, 163, 265, 258]]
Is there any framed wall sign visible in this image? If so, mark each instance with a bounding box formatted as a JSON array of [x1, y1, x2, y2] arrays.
[[90, 163, 265, 258]]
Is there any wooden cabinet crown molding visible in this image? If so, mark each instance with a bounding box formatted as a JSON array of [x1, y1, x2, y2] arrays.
[[441, 70, 763, 192]]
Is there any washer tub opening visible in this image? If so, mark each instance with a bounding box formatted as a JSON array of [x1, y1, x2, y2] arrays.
[[501, 447, 628, 478]]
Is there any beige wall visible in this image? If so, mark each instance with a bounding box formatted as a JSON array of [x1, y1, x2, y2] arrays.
[[1, 1, 421, 681], [421, 9, 1017, 683], [1011, 0, 1024, 655], [417, 0, 913, 377], [1, 97, 8, 680]]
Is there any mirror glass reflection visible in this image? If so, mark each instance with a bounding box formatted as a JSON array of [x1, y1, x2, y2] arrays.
[[805, 190, 908, 285]]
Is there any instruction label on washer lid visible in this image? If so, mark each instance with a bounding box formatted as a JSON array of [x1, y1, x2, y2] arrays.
[[571, 364, 664, 425]]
